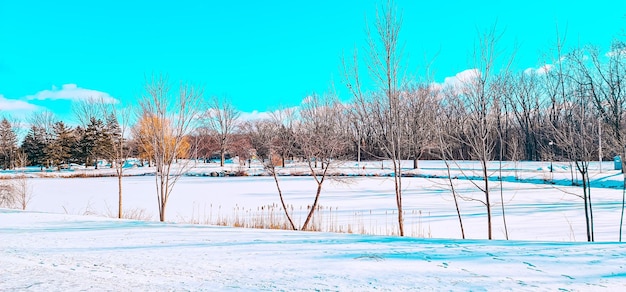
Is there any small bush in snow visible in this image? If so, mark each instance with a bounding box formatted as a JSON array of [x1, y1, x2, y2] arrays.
[[0, 176, 32, 210]]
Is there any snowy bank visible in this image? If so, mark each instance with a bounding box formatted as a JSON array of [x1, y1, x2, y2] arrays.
[[1, 209, 625, 291]]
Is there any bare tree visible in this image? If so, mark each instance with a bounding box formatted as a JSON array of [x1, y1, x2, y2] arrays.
[[504, 71, 545, 161], [402, 83, 437, 169], [269, 107, 302, 230], [344, 0, 407, 236], [434, 86, 466, 239], [244, 116, 297, 230], [29, 111, 56, 138], [229, 133, 253, 170], [444, 26, 513, 240], [108, 107, 132, 219], [74, 97, 131, 219], [188, 126, 219, 164], [343, 49, 379, 164], [547, 47, 600, 242], [0, 175, 31, 210], [13, 174, 32, 210], [0, 180, 15, 208], [204, 96, 240, 167], [240, 119, 273, 164], [270, 107, 298, 168], [295, 93, 349, 230], [582, 41, 626, 241], [72, 96, 111, 127], [493, 74, 512, 240], [137, 74, 203, 222], [14, 150, 28, 169]]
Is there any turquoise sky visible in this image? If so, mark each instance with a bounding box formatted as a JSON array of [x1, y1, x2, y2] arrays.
[[0, 0, 624, 121]]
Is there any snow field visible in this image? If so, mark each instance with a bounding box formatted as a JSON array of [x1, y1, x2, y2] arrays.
[[2, 160, 626, 290], [2, 210, 625, 290]]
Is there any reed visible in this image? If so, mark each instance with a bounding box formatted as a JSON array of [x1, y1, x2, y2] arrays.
[[180, 202, 432, 237]]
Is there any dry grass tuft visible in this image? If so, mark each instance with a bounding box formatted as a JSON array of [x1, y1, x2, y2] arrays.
[[178, 202, 432, 237]]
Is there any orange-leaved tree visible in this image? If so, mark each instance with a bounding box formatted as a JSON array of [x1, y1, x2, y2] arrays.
[[134, 115, 190, 166], [136, 74, 202, 222]]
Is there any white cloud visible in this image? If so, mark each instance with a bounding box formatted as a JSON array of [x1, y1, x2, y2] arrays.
[[25, 84, 118, 103], [524, 64, 553, 75], [606, 49, 626, 58], [0, 94, 39, 111], [430, 69, 481, 93], [442, 69, 480, 88], [239, 110, 273, 121]]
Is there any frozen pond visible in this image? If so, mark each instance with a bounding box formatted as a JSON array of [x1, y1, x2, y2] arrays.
[[26, 169, 625, 241]]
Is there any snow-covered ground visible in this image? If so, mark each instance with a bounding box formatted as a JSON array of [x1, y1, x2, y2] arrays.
[[2, 210, 625, 290], [17, 160, 626, 241], [2, 160, 626, 290]]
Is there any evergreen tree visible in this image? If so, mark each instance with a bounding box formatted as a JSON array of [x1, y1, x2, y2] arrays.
[[82, 118, 97, 167], [45, 121, 75, 170], [71, 126, 86, 164], [0, 118, 17, 169], [81, 117, 104, 168], [105, 113, 121, 166], [21, 125, 47, 168]]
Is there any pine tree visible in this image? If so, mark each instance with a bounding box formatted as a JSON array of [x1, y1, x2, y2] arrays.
[[72, 126, 87, 164], [0, 118, 17, 169], [21, 125, 47, 168], [80, 117, 112, 169], [105, 113, 122, 167], [80, 118, 98, 168], [45, 121, 75, 170]]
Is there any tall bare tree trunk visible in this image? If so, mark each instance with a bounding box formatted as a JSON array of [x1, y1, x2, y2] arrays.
[[118, 174, 123, 219], [302, 183, 324, 231], [581, 168, 591, 242], [445, 160, 465, 239], [499, 130, 509, 240], [394, 160, 404, 236], [220, 149, 225, 167], [343, 0, 406, 236], [269, 166, 296, 230], [481, 159, 492, 239], [620, 173, 625, 242]]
